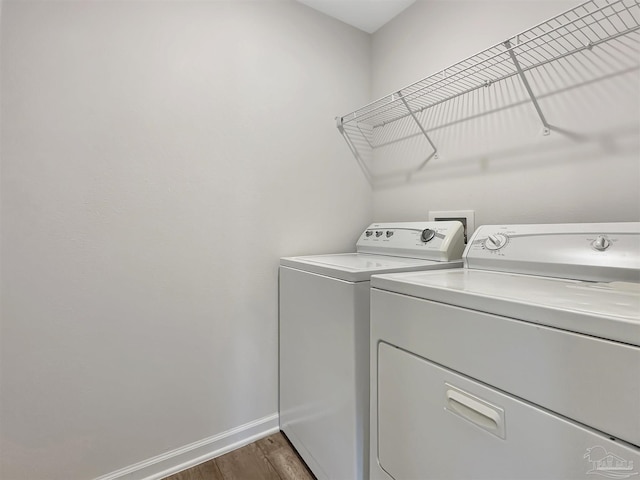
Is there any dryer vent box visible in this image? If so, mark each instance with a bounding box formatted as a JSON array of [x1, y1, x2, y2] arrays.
[[429, 210, 475, 244]]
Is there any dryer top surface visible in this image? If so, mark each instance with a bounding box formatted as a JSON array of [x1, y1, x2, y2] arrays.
[[372, 268, 640, 346]]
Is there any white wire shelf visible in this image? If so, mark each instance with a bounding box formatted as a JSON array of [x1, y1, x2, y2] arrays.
[[337, 0, 640, 182]]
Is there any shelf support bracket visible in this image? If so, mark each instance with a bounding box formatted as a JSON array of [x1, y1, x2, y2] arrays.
[[504, 39, 551, 136], [336, 116, 373, 185], [397, 91, 439, 165]]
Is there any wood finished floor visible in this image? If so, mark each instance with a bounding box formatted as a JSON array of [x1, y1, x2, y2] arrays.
[[162, 432, 315, 480]]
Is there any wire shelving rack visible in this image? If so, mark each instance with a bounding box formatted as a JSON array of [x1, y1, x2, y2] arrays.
[[337, 0, 640, 182]]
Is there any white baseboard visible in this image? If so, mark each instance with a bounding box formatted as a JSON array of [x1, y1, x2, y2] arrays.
[[94, 413, 280, 480]]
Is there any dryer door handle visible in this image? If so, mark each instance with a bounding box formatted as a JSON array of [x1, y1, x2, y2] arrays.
[[445, 384, 506, 439]]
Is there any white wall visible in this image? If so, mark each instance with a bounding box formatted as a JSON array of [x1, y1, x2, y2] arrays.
[[370, 0, 640, 226], [3, 1, 638, 479], [0, 2, 371, 479]]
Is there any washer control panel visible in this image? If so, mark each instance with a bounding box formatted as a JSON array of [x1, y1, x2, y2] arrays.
[[357, 221, 465, 261], [465, 222, 640, 283]]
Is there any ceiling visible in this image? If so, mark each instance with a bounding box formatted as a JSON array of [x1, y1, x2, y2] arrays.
[[296, 0, 416, 34]]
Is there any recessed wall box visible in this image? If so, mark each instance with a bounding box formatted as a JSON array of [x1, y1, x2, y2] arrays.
[[429, 210, 475, 244]]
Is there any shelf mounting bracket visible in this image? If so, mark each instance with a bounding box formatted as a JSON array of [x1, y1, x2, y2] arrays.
[[397, 91, 439, 165], [336, 116, 374, 185], [504, 39, 551, 136]]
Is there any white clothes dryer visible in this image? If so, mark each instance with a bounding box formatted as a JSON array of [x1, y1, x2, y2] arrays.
[[279, 221, 466, 480], [369, 222, 640, 480]]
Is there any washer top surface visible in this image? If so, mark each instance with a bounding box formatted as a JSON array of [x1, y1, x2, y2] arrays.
[[281, 253, 462, 283], [280, 221, 466, 282], [371, 222, 640, 346]]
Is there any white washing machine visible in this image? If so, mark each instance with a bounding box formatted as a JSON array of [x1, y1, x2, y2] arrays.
[[279, 221, 466, 480], [369, 222, 640, 480]]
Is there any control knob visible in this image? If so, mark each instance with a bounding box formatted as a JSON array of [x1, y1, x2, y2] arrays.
[[375, 231, 383, 237], [421, 229, 436, 243], [484, 233, 508, 250], [592, 235, 610, 251]]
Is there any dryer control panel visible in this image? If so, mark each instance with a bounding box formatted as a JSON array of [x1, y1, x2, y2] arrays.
[[356, 221, 465, 261], [465, 222, 640, 283]]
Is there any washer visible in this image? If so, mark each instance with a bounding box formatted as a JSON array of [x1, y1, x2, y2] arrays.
[[279, 221, 466, 480], [369, 222, 640, 480]]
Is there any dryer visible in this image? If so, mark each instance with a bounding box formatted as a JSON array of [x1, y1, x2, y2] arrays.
[[279, 221, 466, 480], [370, 222, 640, 480]]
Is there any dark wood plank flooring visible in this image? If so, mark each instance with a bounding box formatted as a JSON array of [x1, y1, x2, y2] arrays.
[[163, 432, 315, 480]]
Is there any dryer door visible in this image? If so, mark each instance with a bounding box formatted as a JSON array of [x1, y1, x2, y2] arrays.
[[376, 342, 640, 480]]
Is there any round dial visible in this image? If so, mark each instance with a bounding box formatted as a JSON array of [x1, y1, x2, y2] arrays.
[[484, 233, 508, 250], [421, 229, 436, 242], [592, 235, 610, 251]]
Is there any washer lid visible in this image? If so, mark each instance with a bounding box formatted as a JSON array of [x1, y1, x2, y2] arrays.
[[280, 253, 462, 283], [371, 269, 640, 346]]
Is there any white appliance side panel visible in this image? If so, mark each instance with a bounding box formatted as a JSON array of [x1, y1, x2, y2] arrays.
[[370, 289, 640, 447], [376, 343, 640, 480], [279, 266, 369, 480]]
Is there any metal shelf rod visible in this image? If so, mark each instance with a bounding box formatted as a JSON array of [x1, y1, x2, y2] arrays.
[[336, 0, 640, 185], [504, 39, 551, 135], [351, 21, 639, 129], [398, 92, 438, 164], [340, 0, 638, 129]]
